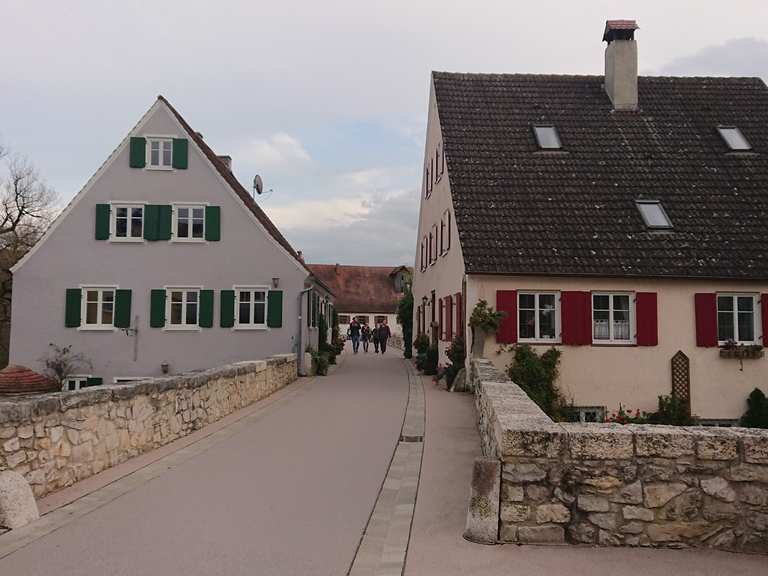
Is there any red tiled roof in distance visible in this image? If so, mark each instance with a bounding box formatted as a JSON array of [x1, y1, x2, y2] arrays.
[[0, 365, 59, 394], [603, 19, 638, 42], [308, 264, 411, 314]]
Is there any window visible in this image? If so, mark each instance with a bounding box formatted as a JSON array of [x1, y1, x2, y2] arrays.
[[717, 126, 751, 151], [430, 224, 438, 263], [235, 287, 268, 328], [114, 377, 146, 384], [112, 204, 144, 240], [63, 375, 90, 392], [575, 406, 605, 423], [339, 314, 350, 325], [357, 315, 369, 325], [420, 237, 428, 271], [717, 294, 759, 344], [592, 293, 633, 343], [148, 138, 173, 168], [83, 287, 115, 329], [518, 292, 559, 342], [435, 145, 442, 183], [168, 289, 200, 328], [174, 205, 205, 240], [425, 164, 432, 198], [440, 210, 451, 255], [636, 200, 672, 229], [533, 125, 562, 150], [375, 315, 386, 324]]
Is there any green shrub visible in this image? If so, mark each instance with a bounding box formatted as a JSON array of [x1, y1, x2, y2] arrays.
[[740, 388, 768, 428], [469, 299, 506, 332], [444, 335, 466, 386], [647, 394, 695, 426], [507, 345, 568, 420], [415, 351, 427, 371], [414, 333, 430, 355], [398, 288, 414, 359], [313, 352, 329, 376], [423, 345, 439, 376], [320, 342, 337, 365]]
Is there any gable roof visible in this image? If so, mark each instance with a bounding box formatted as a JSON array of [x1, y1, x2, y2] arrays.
[[433, 72, 768, 280], [158, 96, 305, 267], [307, 264, 410, 314]]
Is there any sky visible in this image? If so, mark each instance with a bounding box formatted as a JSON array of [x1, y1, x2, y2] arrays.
[[2, 1, 768, 266]]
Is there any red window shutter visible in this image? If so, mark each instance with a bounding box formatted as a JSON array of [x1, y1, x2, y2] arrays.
[[636, 292, 658, 346], [762, 294, 768, 346], [446, 295, 453, 341], [439, 297, 445, 340], [695, 293, 717, 347], [496, 290, 517, 344], [455, 292, 463, 337], [561, 291, 591, 345]]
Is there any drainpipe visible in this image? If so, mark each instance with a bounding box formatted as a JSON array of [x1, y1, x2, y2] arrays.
[[297, 287, 312, 376]]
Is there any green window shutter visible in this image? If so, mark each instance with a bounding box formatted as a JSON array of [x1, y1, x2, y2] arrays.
[[85, 377, 103, 387], [220, 290, 235, 328], [144, 205, 158, 241], [95, 204, 111, 240], [267, 290, 283, 328], [129, 137, 146, 168], [312, 294, 318, 328], [114, 289, 132, 329], [157, 205, 172, 240], [143, 205, 172, 241], [307, 291, 312, 326], [150, 289, 166, 327], [199, 289, 214, 328], [205, 206, 221, 241], [65, 289, 82, 327], [172, 138, 188, 169]]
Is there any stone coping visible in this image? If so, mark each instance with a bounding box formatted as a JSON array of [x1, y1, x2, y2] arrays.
[[0, 354, 296, 424]]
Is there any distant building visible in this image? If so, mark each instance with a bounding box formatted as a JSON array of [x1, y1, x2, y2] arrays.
[[307, 264, 411, 337]]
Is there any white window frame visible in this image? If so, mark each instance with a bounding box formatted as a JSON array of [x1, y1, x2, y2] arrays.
[[591, 292, 635, 345], [113, 377, 146, 384], [234, 285, 269, 330], [440, 209, 451, 256], [172, 203, 207, 242], [63, 375, 91, 392], [429, 224, 438, 264], [146, 136, 174, 170], [164, 286, 202, 331], [717, 126, 752, 151], [517, 291, 561, 343], [420, 236, 427, 272], [716, 293, 761, 345], [79, 285, 118, 331], [110, 202, 145, 242], [575, 406, 605, 423]]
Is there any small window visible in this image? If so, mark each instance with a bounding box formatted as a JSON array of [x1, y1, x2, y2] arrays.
[[168, 288, 199, 328], [338, 315, 350, 325], [83, 287, 116, 329], [533, 125, 562, 150], [717, 294, 759, 344], [518, 292, 559, 342], [574, 406, 605, 423], [235, 287, 268, 329], [440, 210, 451, 255], [425, 164, 432, 198], [636, 200, 673, 229], [147, 138, 173, 168], [112, 204, 144, 240], [717, 126, 751, 151], [592, 293, 633, 343], [174, 205, 205, 240], [374, 315, 387, 325], [420, 236, 428, 272], [357, 315, 369, 325], [63, 375, 91, 392], [114, 377, 146, 384], [430, 224, 438, 263]]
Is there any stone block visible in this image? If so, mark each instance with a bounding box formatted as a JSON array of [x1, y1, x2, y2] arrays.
[[620, 521, 645, 535], [535, 503, 570, 524], [563, 423, 633, 460], [502, 462, 547, 483], [526, 485, 552, 502], [702, 499, 738, 522], [567, 522, 596, 544], [633, 425, 695, 458], [622, 505, 654, 521], [502, 483, 524, 502], [700, 477, 735, 502], [609, 480, 643, 504], [500, 503, 529, 523], [598, 530, 621, 546], [728, 463, 768, 483], [689, 427, 738, 461], [589, 512, 618, 531], [644, 482, 687, 508], [0, 471, 39, 529], [3, 437, 20, 452], [518, 525, 564, 544], [577, 494, 610, 512], [747, 512, 768, 531], [581, 475, 623, 493], [731, 428, 768, 464], [500, 425, 565, 459], [738, 484, 768, 506], [17, 425, 33, 439], [464, 458, 501, 544], [554, 487, 575, 505], [646, 521, 710, 543], [499, 523, 518, 542]]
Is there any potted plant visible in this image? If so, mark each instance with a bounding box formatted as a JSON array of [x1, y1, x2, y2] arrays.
[[719, 339, 764, 360], [469, 299, 506, 358]]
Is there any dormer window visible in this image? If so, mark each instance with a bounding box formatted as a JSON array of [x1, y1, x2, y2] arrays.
[[636, 200, 672, 229], [533, 125, 562, 150], [717, 126, 751, 151]]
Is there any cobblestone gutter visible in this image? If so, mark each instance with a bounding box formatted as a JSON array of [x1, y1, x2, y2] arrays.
[[0, 354, 297, 498], [467, 359, 768, 553]]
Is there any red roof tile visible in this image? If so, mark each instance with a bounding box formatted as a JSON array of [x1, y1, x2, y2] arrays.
[[307, 264, 410, 314], [0, 365, 58, 394]]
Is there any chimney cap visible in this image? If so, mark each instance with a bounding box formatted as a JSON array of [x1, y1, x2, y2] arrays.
[[603, 19, 638, 43]]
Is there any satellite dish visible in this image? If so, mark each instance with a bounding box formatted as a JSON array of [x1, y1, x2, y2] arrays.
[[253, 174, 264, 196]]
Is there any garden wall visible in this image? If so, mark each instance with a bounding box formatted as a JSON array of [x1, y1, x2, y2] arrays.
[[0, 354, 297, 498], [469, 359, 768, 553]]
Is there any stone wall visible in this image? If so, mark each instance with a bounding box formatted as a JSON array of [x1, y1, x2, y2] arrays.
[[0, 354, 297, 499], [470, 359, 768, 553]]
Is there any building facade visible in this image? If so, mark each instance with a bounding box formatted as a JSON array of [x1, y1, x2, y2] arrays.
[[412, 20, 768, 422], [10, 96, 331, 387]]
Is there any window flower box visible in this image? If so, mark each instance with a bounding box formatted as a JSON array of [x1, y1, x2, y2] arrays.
[[719, 343, 764, 360]]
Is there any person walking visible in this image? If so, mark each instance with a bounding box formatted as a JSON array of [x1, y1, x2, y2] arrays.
[[372, 322, 380, 353], [361, 323, 371, 353], [348, 317, 361, 354], [377, 319, 391, 355]]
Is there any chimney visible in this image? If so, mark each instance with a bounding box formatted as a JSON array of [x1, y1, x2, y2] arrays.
[[603, 20, 639, 111], [297, 250, 304, 262], [217, 155, 232, 170], [335, 263, 340, 274]]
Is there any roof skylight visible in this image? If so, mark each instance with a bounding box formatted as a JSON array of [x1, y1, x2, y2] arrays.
[[533, 125, 562, 150], [717, 126, 752, 151], [636, 200, 673, 229]]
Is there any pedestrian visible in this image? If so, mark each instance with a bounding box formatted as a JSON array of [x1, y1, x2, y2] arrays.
[[361, 323, 371, 353], [348, 317, 361, 354], [378, 319, 391, 354], [372, 322, 380, 353]]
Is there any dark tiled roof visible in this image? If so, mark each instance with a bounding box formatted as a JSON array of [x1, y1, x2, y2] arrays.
[[433, 72, 768, 279], [307, 264, 410, 313], [158, 96, 306, 269]]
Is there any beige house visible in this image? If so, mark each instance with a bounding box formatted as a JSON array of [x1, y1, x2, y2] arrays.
[[412, 20, 768, 423]]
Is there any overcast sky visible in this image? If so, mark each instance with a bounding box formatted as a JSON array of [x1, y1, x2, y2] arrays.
[[2, 1, 768, 266]]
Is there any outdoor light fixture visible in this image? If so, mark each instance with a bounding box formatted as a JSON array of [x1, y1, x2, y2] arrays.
[[272, 277, 280, 288]]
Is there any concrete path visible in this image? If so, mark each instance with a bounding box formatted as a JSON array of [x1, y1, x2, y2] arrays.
[[404, 376, 767, 576], [0, 348, 409, 576]]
